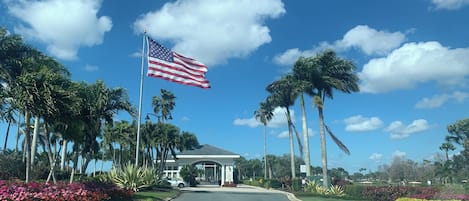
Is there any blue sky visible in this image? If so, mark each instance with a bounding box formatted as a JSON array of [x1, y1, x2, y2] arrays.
[[1, 0, 469, 173]]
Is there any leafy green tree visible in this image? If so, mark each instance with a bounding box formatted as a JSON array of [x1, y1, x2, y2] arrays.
[[439, 141, 456, 161], [179, 165, 198, 186], [254, 100, 274, 179], [180, 131, 199, 150], [293, 50, 359, 187]]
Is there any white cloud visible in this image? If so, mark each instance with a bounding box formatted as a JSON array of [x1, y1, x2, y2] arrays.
[[273, 25, 405, 66], [415, 94, 450, 109], [431, 0, 469, 10], [344, 115, 383, 132], [181, 116, 190, 121], [277, 130, 289, 138], [233, 107, 295, 128], [452, 91, 469, 102], [334, 25, 406, 55], [5, 0, 112, 60], [133, 0, 285, 66], [84, 64, 99, 72], [369, 153, 383, 162], [273, 48, 317, 66], [415, 91, 469, 109], [359, 42, 469, 93], [393, 150, 407, 158], [385, 119, 430, 139]]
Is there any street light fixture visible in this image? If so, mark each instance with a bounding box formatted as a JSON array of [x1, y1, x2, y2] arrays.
[[145, 113, 161, 122]]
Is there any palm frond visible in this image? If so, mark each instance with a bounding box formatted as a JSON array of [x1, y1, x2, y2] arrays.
[[324, 124, 350, 155]]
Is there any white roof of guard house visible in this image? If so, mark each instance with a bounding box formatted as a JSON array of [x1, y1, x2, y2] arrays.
[[176, 144, 240, 159]]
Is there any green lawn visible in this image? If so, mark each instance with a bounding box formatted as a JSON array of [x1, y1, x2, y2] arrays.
[[134, 189, 179, 201]]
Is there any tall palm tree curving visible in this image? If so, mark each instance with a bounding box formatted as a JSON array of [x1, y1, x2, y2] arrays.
[[254, 100, 274, 179], [293, 50, 359, 187], [266, 74, 303, 179]]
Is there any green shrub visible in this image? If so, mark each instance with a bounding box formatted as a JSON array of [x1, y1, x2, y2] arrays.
[[0, 151, 25, 180], [269, 178, 282, 189], [179, 165, 198, 187], [106, 164, 157, 192], [291, 178, 302, 191], [344, 184, 365, 199]]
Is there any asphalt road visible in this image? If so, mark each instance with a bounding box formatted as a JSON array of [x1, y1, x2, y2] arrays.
[[173, 191, 291, 201], [172, 185, 295, 201]]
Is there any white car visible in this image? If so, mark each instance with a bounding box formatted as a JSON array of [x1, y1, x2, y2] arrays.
[[165, 178, 188, 188]]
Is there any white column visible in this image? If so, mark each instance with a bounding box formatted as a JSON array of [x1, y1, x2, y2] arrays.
[[226, 165, 233, 183], [221, 165, 225, 186]]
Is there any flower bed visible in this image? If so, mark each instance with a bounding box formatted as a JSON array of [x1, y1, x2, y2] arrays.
[[0, 180, 134, 201], [362, 185, 469, 201]]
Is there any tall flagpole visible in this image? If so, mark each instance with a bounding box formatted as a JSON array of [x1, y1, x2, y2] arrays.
[[135, 31, 146, 166]]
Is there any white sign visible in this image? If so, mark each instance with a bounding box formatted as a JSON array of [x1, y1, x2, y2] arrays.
[[300, 165, 306, 173]]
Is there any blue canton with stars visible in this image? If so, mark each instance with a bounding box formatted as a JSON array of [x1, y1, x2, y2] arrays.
[[148, 37, 174, 63]]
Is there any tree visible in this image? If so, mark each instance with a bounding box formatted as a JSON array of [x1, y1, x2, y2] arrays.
[[154, 122, 181, 180], [293, 50, 359, 187], [179, 165, 198, 186], [254, 100, 274, 179], [446, 118, 469, 146], [439, 142, 456, 161], [72, 81, 134, 174], [267, 74, 303, 179], [152, 89, 176, 122]]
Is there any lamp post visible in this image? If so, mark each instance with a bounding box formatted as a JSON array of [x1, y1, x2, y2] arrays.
[[145, 113, 161, 122]]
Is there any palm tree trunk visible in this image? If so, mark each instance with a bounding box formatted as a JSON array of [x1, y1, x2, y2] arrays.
[[300, 94, 311, 177], [24, 111, 31, 183], [318, 106, 328, 187], [3, 121, 11, 151], [30, 116, 40, 166], [263, 125, 268, 179], [15, 113, 21, 152], [286, 108, 296, 179], [60, 139, 67, 171], [43, 125, 57, 183]]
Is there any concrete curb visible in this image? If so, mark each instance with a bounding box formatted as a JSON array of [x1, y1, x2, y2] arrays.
[[238, 184, 302, 201]]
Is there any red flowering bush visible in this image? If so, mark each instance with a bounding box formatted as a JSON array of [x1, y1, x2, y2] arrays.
[[0, 180, 134, 201], [363, 185, 410, 201]]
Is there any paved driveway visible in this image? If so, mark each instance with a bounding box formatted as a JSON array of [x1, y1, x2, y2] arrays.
[[172, 185, 300, 201]]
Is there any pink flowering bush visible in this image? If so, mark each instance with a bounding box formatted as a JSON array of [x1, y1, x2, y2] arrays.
[[0, 180, 134, 201]]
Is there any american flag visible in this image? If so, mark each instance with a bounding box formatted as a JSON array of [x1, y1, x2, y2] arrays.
[[146, 36, 210, 89]]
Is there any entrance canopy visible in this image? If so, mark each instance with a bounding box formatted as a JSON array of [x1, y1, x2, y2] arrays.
[[164, 144, 240, 185]]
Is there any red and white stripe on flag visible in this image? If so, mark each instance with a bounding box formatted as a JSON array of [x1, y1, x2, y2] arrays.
[[146, 36, 210, 89]]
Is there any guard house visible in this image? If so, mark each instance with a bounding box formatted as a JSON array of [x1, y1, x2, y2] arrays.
[[163, 144, 240, 186]]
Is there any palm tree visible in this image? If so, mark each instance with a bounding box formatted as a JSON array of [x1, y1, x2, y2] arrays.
[[152, 89, 176, 122], [155, 122, 181, 179], [439, 142, 456, 161], [254, 100, 274, 179], [293, 50, 359, 187], [267, 74, 303, 179]]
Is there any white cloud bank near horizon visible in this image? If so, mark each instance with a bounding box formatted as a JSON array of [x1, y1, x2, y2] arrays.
[[5, 0, 112, 60], [134, 0, 285, 66]]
